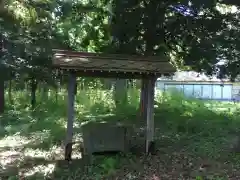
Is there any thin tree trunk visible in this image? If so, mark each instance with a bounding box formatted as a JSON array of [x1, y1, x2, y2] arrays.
[[103, 79, 114, 90], [55, 80, 61, 103], [0, 79, 5, 114], [114, 79, 128, 109], [8, 79, 13, 105], [0, 32, 5, 113], [41, 83, 48, 100], [31, 78, 38, 110], [55, 85, 58, 103], [25, 82, 29, 101]]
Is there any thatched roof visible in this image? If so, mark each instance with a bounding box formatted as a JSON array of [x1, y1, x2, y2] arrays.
[[52, 49, 175, 77]]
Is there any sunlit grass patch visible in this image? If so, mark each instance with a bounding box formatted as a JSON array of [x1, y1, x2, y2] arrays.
[[0, 134, 30, 148], [1, 88, 240, 179], [20, 163, 56, 178]]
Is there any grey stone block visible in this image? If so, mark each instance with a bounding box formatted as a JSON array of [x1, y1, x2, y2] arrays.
[[81, 122, 129, 155]]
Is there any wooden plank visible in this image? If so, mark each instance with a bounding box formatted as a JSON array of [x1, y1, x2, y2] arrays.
[[53, 49, 168, 62], [52, 61, 175, 74], [52, 50, 176, 74], [145, 77, 156, 153], [65, 72, 77, 161], [149, 78, 156, 142], [140, 78, 148, 120]]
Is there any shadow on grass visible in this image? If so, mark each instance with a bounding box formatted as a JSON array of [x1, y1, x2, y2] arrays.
[[1, 91, 240, 179], [0, 156, 89, 180]]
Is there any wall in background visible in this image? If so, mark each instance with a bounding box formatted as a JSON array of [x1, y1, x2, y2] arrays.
[[156, 80, 240, 101]]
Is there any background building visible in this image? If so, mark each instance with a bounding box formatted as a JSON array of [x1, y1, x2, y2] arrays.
[[156, 71, 240, 101]]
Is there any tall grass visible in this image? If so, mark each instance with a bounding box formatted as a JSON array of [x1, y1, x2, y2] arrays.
[[2, 88, 240, 144], [1, 87, 240, 179]]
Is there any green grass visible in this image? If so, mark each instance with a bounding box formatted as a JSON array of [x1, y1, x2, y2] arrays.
[[1, 88, 240, 180]]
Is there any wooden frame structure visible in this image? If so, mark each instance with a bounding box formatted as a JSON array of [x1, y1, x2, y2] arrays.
[[52, 49, 175, 160]]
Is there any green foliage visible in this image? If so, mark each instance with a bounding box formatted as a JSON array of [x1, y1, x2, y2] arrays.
[[98, 156, 119, 175], [195, 176, 203, 180], [1, 0, 240, 85], [110, 0, 240, 79], [1, 87, 240, 179]]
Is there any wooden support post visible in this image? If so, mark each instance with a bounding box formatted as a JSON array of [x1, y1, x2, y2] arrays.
[[140, 78, 148, 120], [145, 77, 156, 154], [65, 72, 77, 161]]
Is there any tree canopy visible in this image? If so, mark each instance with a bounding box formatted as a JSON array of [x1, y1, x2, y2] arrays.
[[0, 0, 240, 81]]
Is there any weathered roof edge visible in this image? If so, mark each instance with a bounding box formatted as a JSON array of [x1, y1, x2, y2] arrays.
[[53, 49, 169, 62], [52, 49, 176, 77]]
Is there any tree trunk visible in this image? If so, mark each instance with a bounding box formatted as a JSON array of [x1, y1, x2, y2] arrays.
[[41, 83, 48, 100], [25, 82, 29, 101], [31, 78, 38, 110], [55, 85, 58, 103], [8, 79, 13, 105], [114, 79, 128, 109], [0, 79, 5, 114], [0, 34, 5, 114], [103, 79, 114, 90]]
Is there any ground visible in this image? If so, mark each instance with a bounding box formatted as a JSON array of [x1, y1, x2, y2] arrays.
[[0, 89, 240, 180]]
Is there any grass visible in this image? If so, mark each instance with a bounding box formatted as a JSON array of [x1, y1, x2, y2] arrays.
[[0, 88, 240, 179]]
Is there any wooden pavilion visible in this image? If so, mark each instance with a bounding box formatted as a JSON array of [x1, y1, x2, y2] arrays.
[[52, 49, 175, 160]]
